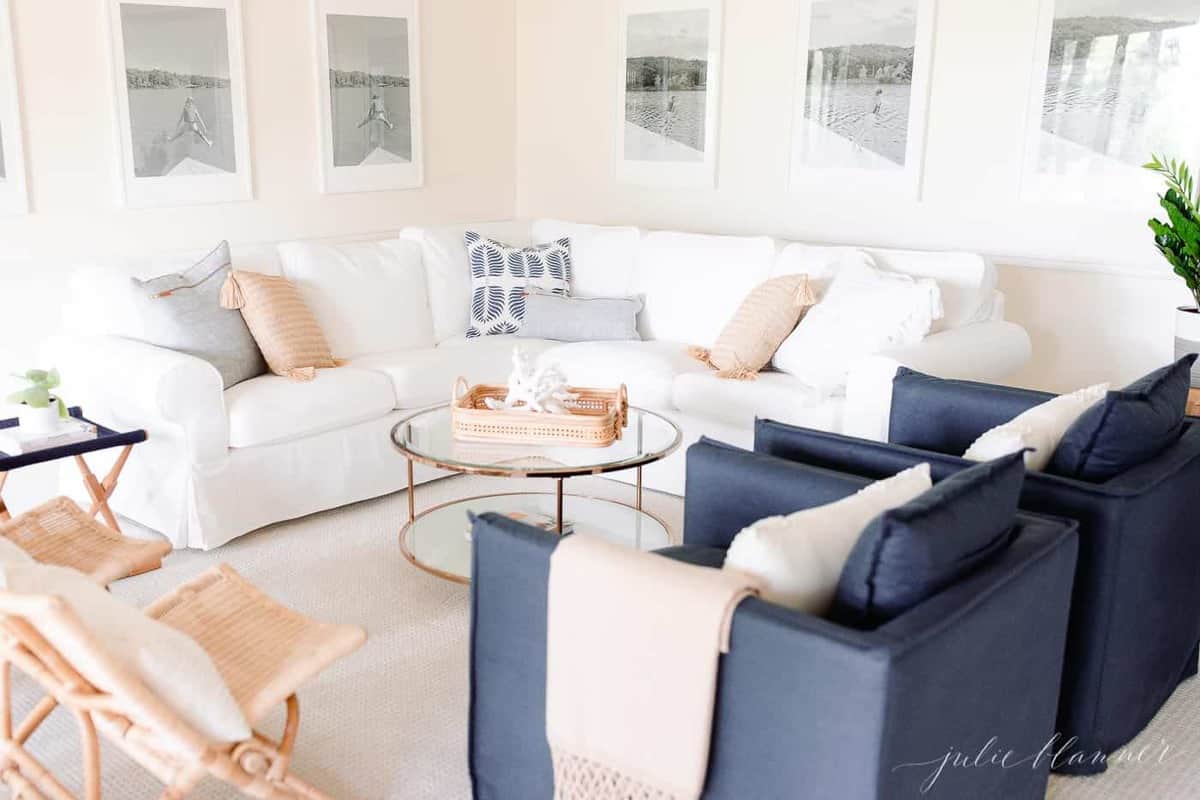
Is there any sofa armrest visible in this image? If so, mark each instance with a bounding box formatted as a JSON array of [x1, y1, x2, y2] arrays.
[[682, 438, 871, 548], [843, 320, 1034, 441], [42, 335, 228, 466]]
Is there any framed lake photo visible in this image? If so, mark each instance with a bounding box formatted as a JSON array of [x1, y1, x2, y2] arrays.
[[106, 0, 252, 207], [1022, 0, 1200, 205], [0, 0, 27, 216], [312, 0, 423, 194], [789, 0, 936, 196], [616, 0, 723, 188]]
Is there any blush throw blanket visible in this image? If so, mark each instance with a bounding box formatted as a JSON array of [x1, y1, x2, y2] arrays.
[[546, 535, 761, 800]]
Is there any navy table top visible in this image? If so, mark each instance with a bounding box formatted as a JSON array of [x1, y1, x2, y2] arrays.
[[0, 407, 146, 472]]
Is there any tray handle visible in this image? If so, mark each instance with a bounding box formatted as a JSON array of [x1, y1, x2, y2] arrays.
[[618, 383, 629, 427], [452, 377, 470, 406]]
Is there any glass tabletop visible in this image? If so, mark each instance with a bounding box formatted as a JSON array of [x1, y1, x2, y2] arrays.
[[390, 405, 682, 477]]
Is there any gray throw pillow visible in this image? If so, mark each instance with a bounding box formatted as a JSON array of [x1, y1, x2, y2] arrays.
[[516, 292, 643, 343], [130, 241, 267, 389]]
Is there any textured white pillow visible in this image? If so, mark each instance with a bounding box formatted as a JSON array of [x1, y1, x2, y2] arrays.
[[0, 563, 251, 743], [772, 251, 943, 394], [723, 463, 933, 612], [278, 240, 435, 359], [964, 383, 1110, 470]]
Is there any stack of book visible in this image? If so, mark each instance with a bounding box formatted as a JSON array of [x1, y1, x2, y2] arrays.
[[0, 418, 98, 456]]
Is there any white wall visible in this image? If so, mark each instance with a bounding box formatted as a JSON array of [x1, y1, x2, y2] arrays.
[[0, 0, 517, 368], [514, 0, 1193, 391]]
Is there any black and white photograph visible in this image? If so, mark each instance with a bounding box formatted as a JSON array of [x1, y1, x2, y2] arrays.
[[313, 0, 423, 193], [0, 0, 26, 215], [616, 0, 722, 187], [623, 9, 710, 163], [790, 0, 935, 191], [327, 13, 412, 167], [119, 3, 236, 178], [1026, 0, 1200, 200], [108, 0, 252, 207]]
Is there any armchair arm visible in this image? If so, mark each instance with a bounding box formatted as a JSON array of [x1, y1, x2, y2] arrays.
[[844, 320, 1034, 442], [682, 438, 871, 548], [42, 335, 228, 466]]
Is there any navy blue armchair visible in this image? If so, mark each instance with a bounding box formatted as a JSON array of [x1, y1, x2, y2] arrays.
[[469, 440, 1079, 799], [755, 374, 1200, 775]]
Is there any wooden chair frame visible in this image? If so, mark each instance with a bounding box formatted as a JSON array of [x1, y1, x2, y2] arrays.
[[0, 594, 335, 799]]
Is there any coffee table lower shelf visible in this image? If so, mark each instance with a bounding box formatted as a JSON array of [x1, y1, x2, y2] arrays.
[[399, 492, 672, 584]]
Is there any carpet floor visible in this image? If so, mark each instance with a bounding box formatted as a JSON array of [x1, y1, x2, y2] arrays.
[[7, 475, 1199, 799]]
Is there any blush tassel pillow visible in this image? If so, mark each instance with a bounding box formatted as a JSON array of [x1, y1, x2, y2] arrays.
[[220, 271, 340, 381], [689, 274, 817, 380]]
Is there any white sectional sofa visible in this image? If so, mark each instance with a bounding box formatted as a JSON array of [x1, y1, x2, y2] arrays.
[[45, 220, 1031, 549]]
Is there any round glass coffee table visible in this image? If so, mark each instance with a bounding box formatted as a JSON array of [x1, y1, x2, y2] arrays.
[[390, 405, 682, 584]]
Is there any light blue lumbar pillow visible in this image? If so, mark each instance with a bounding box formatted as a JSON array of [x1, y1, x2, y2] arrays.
[[130, 241, 267, 389], [464, 232, 572, 338], [516, 293, 643, 343]]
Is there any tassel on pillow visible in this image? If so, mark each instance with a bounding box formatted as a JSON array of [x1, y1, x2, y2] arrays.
[[219, 272, 246, 310]]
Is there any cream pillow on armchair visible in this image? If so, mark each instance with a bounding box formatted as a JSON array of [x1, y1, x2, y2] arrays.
[[772, 251, 943, 394]]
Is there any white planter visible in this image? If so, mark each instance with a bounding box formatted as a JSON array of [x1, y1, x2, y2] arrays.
[[17, 398, 60, 435], [1176, 307, 1200, 388]]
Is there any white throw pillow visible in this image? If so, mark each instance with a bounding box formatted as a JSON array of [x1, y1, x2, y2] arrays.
[[772, 251, 943, 394], [963, 383, 1110, 470], [0, 563, 251, 743], [632, 232, 776, 347], [277, 240, 435, 360], [867, 249, 997, 332], [532, 219, 642, 298], [723, 463, 933, 612]]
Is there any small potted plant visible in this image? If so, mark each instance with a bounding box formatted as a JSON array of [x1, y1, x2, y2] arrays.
[[1146, 155, 1200, 387], [6, 368, 68, 435]]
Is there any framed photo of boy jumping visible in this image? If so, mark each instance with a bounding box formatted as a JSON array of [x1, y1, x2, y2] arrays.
[[312, 0, 424, 194], [106, 0, 254, 207]]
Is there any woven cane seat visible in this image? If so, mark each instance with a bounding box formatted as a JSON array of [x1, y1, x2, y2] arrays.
[[0, 497, 171, 585], [144, 565, 366, 724]]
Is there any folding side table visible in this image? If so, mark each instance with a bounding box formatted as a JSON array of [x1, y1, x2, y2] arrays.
[[0, 407, 147, 532]]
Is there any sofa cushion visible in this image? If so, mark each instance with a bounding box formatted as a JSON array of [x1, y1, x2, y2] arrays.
[[833, 451, 1025, 629], [225, 367, 396, 448], [464, 233, 572, 338], [516, 293, 643, 343], [354, 337, 558, 409], [532, 219, 641, 298], [277, 239, 435, 359], [693, 274, 816, 378], [220, 271, 339, 381], [673, 371, 844, 431], [963, 382, 1109, 470], [633, 232, 776, 347], [539, 340, 708, 410], [1049, 355, 1199, 482], [398, 221, 533, 343]]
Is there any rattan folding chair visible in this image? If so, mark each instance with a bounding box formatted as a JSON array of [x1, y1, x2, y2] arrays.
[[0, 564, 367, 799], [0, 498, 171, 586]]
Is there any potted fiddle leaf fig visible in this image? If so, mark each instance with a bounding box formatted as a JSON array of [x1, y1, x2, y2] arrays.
[[6, 368, 68, 435], [1145, 154, 1200, 387]]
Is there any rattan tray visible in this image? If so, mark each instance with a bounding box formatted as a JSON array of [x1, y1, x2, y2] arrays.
[[451, 377, 628, 447]]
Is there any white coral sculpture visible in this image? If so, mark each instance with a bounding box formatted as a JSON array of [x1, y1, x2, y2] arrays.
[[484, 348, 579, 414]]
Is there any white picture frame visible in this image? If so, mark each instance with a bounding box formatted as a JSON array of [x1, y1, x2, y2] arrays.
[[615, 0, 723, 188], [312, 0, 423, 194], [106, 0, 253, 208], [788, 0, 936, 198], [0, 0, 28, 216], [1019, 0, 1200, 207]]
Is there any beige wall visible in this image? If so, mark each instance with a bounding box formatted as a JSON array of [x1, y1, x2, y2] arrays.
[[514, 0, 1192, 391], [0, 0, 517, 365]]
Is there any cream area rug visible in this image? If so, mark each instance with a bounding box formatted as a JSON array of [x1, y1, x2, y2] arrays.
[[6, 475, 1199, 799]]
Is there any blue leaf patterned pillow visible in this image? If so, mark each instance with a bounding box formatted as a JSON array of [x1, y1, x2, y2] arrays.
[[464, 233, 572, 338]]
